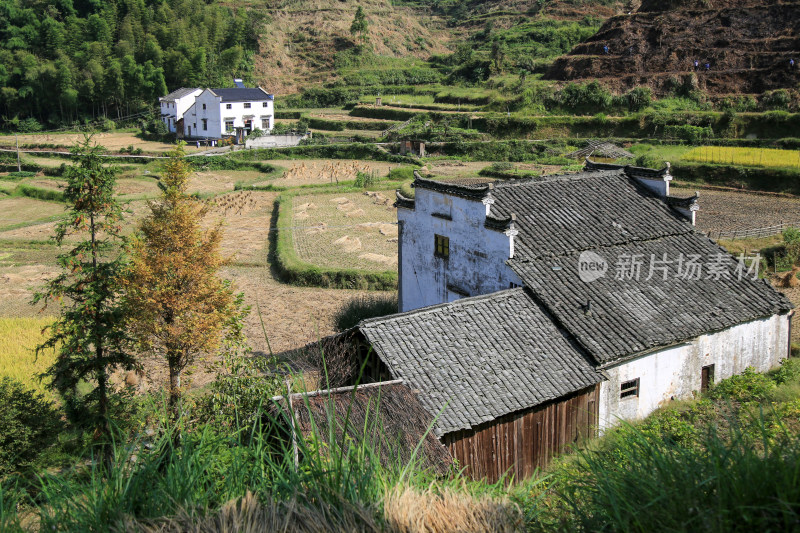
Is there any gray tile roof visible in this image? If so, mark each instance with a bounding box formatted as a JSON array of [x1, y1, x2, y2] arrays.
[[490, 170, 693, 260], [160, 87, 199, 101], [358, 289, 603, 436], [210, 87, 271, 102], [511, 234, 793, 365]]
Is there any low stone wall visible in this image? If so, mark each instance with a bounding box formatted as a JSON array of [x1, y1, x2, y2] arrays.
[[245, 134, 309, 149]]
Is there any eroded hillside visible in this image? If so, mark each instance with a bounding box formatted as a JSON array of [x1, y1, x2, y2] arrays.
[[241, 0, 626, 95], [547, 0, 800, 95]]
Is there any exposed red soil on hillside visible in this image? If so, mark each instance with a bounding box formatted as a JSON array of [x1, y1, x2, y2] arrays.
[[547, 0, 800, 95]]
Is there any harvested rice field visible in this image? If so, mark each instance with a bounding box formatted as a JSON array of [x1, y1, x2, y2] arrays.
[[0, 131, 205, 153], [291, 189, 398, 271], [0, 197, 64, 231], [672, 186, 800, 235], [251, 159, 400, 187]]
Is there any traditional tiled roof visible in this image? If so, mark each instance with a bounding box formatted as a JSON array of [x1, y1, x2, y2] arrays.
[[358, 289, 603, 436], [490, 170, 692, 260], [210, 87, 272, 102], [511, 233, 793, 365], [160, 87, 200, 102]]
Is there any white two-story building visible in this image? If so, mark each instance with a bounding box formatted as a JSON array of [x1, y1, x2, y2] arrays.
[[183, 86, 274, 142], [158, 88, 202, 134]]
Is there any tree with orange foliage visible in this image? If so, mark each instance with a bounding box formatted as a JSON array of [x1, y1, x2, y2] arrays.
[[123, 143, 245, 425]]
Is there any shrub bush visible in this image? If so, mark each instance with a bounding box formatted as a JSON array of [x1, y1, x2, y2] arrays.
[[17, 184, 65, 202], [333, 294, 398, 331], [4, 171, 36, 179], [0, 378, 64, 476], [709, 367, 775, 402]]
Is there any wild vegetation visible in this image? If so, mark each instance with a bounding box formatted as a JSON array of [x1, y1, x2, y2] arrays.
[[0, 0, 261, 128]]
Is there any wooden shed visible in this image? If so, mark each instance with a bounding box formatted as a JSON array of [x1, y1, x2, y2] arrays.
[[327, 288, 606, 483]]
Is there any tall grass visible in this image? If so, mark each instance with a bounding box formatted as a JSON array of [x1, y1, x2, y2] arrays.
[[559, 416, 800, 532], [0, 316, 55, 396], [334, 293, 399, 331]]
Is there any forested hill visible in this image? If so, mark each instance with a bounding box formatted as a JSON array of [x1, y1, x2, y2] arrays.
[[0, 0, 628, 131], [0, 0, 261, 129]]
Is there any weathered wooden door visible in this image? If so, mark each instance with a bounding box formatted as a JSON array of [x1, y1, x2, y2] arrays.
[[701, 364, 715, 392]]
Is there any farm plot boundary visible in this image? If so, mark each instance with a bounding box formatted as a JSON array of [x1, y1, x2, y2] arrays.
[[271, 190, 398, 291]]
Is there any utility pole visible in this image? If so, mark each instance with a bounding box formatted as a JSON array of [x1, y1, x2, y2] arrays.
[[15, 134, 20, 172]]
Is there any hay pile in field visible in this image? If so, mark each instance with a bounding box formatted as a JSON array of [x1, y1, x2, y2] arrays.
[[283, 161, 371, 184], [778, 266, 800, 288]]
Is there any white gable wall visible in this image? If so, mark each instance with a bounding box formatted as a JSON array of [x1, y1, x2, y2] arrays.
[[185, 90, 222, 138], [598, 312, 791, 431], [398, 188, 521, 312]]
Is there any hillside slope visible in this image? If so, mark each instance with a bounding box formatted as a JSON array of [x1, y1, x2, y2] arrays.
[[245, 0, 625, 95], [546, 0, 800, 95], [249, 1, 452, 95]]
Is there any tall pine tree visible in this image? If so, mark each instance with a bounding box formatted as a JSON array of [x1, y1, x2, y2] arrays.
[[34, 137, 136, 458]]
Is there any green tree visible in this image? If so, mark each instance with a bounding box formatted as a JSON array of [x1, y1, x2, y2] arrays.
[[123, 144, 244, 427], [490, 39, 506, 72], [34, 137, 135, 460], [350, 6, 369, 46]]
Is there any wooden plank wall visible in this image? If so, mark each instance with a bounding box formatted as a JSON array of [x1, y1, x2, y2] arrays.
[[441, 385, 600, 483]]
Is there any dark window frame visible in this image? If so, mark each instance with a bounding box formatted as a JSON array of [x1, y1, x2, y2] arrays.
[[243, 102, 251, 109], [226, 103, 232, 109], [263, 102, 269, 107], [202, 103, 206, 110], [620, 378, 640, 399], [434, 234, 449, 259], [202, 119, 208, 131]]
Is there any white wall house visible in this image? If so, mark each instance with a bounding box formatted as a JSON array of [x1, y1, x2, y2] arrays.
[[395, 164, 792, 433], [159, 88, 202, 134], [396, 180, 522, 312], [183, 87, 274, 141]]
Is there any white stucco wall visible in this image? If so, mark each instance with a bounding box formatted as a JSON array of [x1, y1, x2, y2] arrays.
[[245, 133, 308, 148], [398, 187, 522, 312], [598, 312, 791, 431]]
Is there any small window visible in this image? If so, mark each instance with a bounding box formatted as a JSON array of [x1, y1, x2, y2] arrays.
[[262, 118, 270, 129], [225, 120, 234, 132], [202, 119, 207, 131], [620, 378, 639, 399], [434, 234, 449, 259], [263, 102, 269, 107], [202, 103, 206, 110], [243, 102, 251, 109], [226, 103, 232, 109], [509, 282, 521, 289]]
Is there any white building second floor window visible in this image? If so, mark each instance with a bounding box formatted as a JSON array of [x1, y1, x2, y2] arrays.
[[226, 103, 232, 109], [263, 102, 269, 107], [244, 102, 251, 109]]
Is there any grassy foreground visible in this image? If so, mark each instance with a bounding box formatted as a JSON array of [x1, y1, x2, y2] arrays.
[[0, 356, 798, 532]]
